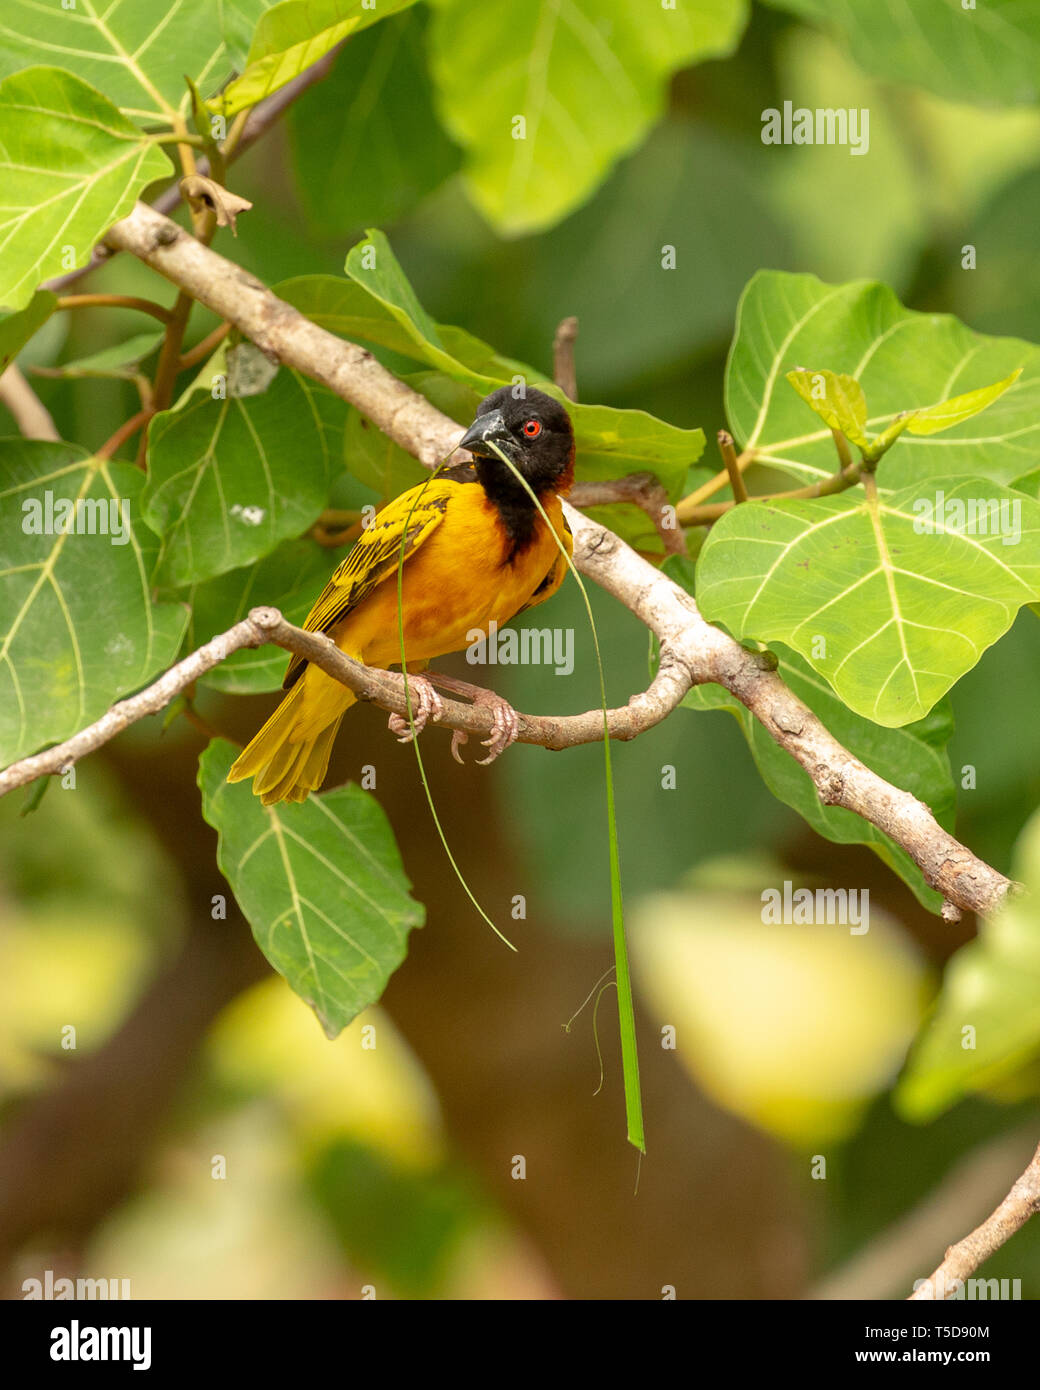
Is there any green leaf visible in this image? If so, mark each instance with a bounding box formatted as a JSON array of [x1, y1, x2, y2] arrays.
[[0, 1, 235, 124], [219, 0, 279, 72], [896, 804, 1040, 1120], [905, 368, 1023, 437], [786, 368, 869, 447], [0, 68, 173, 311], [342, 233, 706, 493], [426, 0, 749, 233], [0, 291, 57, 372], [0, 440, 187, 765], [281, 258, 704, 500], [674, 591, 953, 909], [37, 330, 163, 380], [143, 363, 330, 586], [216, 0, 419, 116], [199, 738, 425, 1038], [288, 9, 460, 233], [278, 273, 533, 383], [696, 477, 1040, 727], [762, 0, 1040, 107], [182, 538, 332, 694], [344, 402, 425, 499], [725, 271, 1039, 488]]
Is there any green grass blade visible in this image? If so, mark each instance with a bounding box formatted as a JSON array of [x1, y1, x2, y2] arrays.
[[485, 439, 645, 1152]]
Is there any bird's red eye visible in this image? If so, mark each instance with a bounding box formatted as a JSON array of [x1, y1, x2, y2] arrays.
[[522, 419, 542, 438]]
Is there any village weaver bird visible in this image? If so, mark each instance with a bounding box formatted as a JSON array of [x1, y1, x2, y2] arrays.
[[228, 386, 575, 804]]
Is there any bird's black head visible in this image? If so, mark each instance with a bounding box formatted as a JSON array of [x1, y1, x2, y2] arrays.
[[458, 386, 575, 497]]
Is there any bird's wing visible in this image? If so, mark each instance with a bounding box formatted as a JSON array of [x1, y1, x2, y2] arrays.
[[282, 481, 453, 690]]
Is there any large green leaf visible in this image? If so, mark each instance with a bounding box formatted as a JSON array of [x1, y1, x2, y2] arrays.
[[897, 804, 1040, 1120], [676, 574, 953, 910], [0, 291, 57, 373], [216, 0, 419, 116], [183, 537, 332, 694], [426, 0, 749, 233], [219, 0, 279, 72], [277, 272, 534, 384], [199, 738, 425, 1038], [0, 0, 234, 124], [0, 291, 57, 378], [288, 9, 460, 233], [725, 271, 1039, 488], [0, 440, 187, 765], [696, 477, 1040, 727], [143, 364, 330, 586], [38, 330, 163, 380], [0, 67, 173, 310], [764, 0, 1040, 107]]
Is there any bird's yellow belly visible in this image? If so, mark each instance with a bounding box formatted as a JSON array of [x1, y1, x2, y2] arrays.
[[339, 490, 566, 669]]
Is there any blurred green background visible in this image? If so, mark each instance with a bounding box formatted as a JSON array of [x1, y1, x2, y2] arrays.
[[2, 0, 1040, 1299]]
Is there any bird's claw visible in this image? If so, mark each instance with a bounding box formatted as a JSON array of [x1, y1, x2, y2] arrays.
[[388, 675, 443, 743], [450, 691, 520, 766]]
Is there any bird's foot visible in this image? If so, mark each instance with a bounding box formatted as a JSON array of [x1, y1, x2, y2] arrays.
[[388, 674, 444, 743], [446, 684, 520, 766]]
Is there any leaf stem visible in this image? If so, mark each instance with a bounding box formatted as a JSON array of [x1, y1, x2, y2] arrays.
[[681, 458, 865, 525], [831, 427, 853, 470], [148, 130, 208, 149], [95, 409, 154, 464], [176, 320, 231, 370], [56, 294, 174, 324], [718, 429, 747, 503]]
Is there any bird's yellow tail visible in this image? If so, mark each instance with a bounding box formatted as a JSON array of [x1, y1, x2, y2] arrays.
[[227, 669, 356, 805]]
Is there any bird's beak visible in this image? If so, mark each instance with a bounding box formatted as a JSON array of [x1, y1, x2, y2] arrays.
[[459, 409, 511, 458]]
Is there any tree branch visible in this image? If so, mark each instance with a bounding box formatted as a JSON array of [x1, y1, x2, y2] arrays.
[[569, 472, 687, 556], [19, 198, 1002, 916], [908, 1138, 1040, 1299], [0, 599, 695, 799]]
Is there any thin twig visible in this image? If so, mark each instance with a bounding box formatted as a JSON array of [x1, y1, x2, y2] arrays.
[[908, 1139, 1040, 1299], [570, 473, 685, 556], [56, 293, 173, 324], [176, 320, 230, 370], [677, 447, 756, 520], [553, 316, 579, 401], [718, 429, 748, 504], [96, 409, 153, 463], [679, 459, 865, 526], [0, 364, 60, 441], [806, 1125, 1039, 1300]]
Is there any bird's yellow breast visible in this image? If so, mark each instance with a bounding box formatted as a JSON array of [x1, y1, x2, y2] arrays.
[[337, 484, 570, 669]]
